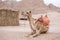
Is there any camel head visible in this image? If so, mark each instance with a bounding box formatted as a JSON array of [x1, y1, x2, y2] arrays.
[[22, 11, 31, 17]]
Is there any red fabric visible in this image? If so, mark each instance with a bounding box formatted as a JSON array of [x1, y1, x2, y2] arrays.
[[42, 16, 50, 26], [35, 16, 50, 26], [35, 18, 43, 24]]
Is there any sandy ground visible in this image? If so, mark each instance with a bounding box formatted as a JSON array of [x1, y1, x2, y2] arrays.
[[0, 11, 60, 40]]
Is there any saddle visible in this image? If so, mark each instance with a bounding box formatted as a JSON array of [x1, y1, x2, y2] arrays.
[[35, 16, 50, 26], [42, 16, 50, 26]]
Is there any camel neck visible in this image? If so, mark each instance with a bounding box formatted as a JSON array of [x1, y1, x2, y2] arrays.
[[28, 15, 32, 21], [27, 14, 33, 24], [27, 14, 35, 30]]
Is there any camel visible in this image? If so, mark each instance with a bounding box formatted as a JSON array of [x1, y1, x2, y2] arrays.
[[22, 11, 49, 38]]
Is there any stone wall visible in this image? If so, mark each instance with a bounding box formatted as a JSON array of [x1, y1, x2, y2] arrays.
[[0, 9, 19, 26]]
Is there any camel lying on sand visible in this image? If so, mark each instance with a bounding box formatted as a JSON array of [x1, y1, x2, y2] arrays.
[[22, 11, 50, 38]]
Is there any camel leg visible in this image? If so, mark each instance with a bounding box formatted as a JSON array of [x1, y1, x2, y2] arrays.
[[29, 22, 43, 38], [29, 28, 41, 38], [30, 22, 44, 37], [28, 25, 36, 36], [29, 22, 41, 35], [28, 23, 38, 35], [26, 30, 36, 37], [27, 25, 36, 37], [41, 25, 49, 34], [26, 27, 36, 37], [29, 30, 36, 36]]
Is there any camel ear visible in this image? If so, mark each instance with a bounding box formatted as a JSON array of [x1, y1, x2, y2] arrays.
[[26, 12, 29, 14], [29, 11, 31, 13]]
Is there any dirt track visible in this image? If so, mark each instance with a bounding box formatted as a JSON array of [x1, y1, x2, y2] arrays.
[[0, 12, 60, 40]]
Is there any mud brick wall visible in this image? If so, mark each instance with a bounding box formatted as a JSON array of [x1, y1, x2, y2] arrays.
[[0, 9, 19, 26]]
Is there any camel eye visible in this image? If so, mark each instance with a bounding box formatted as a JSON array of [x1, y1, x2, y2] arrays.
[[29, 11, 31, 13], [26, 12, 28, 14]]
